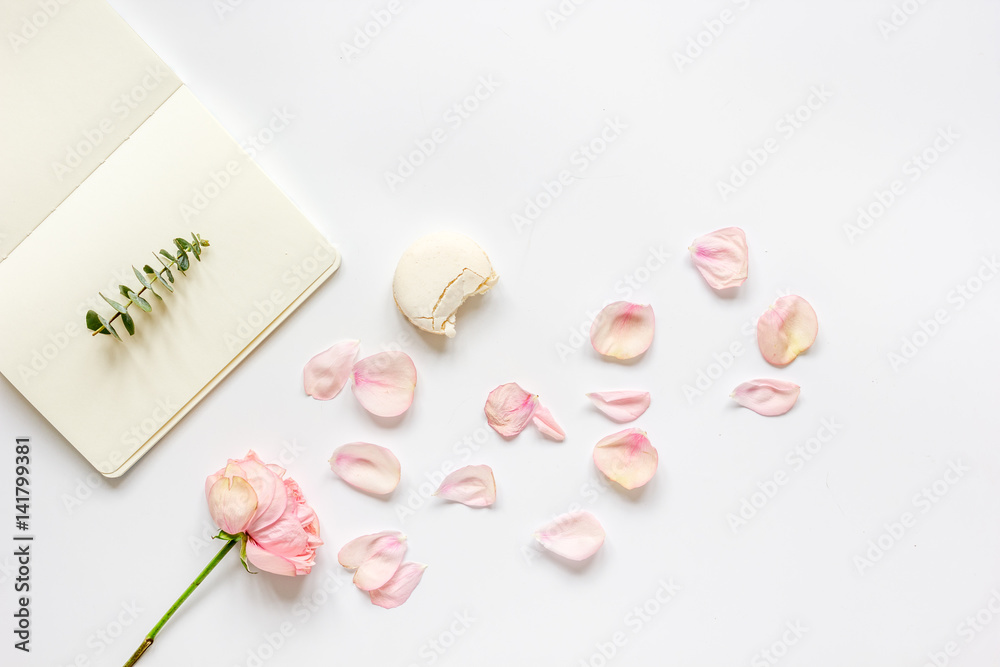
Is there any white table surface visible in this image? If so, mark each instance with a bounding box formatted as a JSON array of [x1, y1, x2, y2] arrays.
[[4, 1, 1000, 665]]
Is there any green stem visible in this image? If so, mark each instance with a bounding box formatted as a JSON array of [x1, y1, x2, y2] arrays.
[[122, 538, 238, 667]]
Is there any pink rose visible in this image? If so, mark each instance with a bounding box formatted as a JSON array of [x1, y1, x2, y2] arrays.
[[205, 450, 322, 576]]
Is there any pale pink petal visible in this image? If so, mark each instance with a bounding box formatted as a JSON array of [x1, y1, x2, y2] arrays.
[[337, 531, 408, 591], [485, 383, 538, 437], [337, 530, 406, 569], [593, 428, 658, 490], [434, 465, 496, 507], [590, 302, 654, 360], [369, 562, 427, 609], [757, 295, 818, 367], [532, 404, 565, 441], [207, 474, 258, 535], [351, 351, 417, 417], [303, 340, 360, 400], [688, 227, 748, 289], [329, 443, 401, 495], [586, 391, 651, 422], [533, 511, 606, 561], [731, 379, 800, 416]]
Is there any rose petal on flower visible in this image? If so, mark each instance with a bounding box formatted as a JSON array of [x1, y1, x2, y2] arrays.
[[593, 428, 658, 490], [590, 302, 654, 360], [731, 379, 800, 416], [756, 295, 818, 367], [688, 227, 748, 289], [369, 562, 428, 609], [585, 391, 651, 423], [434, 465, 496, 507], [330, 443, 401, 495], [303, 340, 360, 400], [533, 511, 606, 561], [532, 404, 565, 441], [208, 473, 258, 535], [351, 351, 417, 417], [485, 383, 538, 437], [338, 531, 408, 591]]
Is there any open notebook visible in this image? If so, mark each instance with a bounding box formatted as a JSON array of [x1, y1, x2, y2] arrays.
[[0, 0, 340, 476]]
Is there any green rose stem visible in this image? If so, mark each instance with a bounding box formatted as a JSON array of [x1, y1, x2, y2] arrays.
[[123, 537, 238, 667]]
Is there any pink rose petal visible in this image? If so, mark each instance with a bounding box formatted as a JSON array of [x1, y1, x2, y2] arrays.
[[485, 383, 538, 437], [731, 379, 800, 416], [757, 295, 818, 367], [585, 391, 651, 423], [593, 428, 658, 490], [435, 465, 496, 507], [590, 302, 654, 360], [338, 530, 408, 591], [207, 469, 258, 535], [303, 340, 360, 400], [351, 351, 417, 417], [534, 511, 606, 561], [329, 443, 401, 495], [688, 227, 748, 289], [369, 562, 427, 609], [532, 404, 565, 441]]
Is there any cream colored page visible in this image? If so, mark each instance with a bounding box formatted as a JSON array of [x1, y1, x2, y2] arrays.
[[0, 86, 336, 473], [0, 0, 181, 260]]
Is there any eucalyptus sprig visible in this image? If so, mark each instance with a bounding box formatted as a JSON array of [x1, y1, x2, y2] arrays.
[[85, 233, 210, 341]]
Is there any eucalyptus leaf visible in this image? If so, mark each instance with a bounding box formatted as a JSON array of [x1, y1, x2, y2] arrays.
[[134, 266, 162, 300], [190, 234, 201, 260], [160, 249, 176, 263], [158, 271, 174, 291], [121, 312, 135, 336], [163, 267, 174, 283], [174, 237, 193, 252], [133, 294, 152, 312], [98, 314, 121, 341], [100, 293, 128, 315], [86, 310, 103, 332], [176, 249, 190, 271], [118, 284, 131, 298]]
